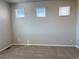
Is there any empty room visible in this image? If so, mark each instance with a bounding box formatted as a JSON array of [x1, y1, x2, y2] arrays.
[[0, 0, 79, 59]]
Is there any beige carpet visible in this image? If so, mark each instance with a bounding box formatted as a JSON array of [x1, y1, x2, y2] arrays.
[[0, 45, 79, 59]]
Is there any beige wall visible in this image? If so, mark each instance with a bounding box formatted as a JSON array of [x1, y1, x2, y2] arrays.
[[76, 0, 79, 48], [12, 0, 77, 46], [0, 0, 12, 50]]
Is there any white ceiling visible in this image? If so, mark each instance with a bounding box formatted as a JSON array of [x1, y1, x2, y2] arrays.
[[5, 0, 52, 3]]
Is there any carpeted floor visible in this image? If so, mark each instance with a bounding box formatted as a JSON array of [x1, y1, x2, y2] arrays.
[[0, 45, 79, 59]]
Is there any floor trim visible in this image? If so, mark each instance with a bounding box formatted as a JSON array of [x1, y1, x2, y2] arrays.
[[14, 43, 75, 47], [76, 45, 79, 49], [0, 43, 76, 52], [0, 44, 13, 52]]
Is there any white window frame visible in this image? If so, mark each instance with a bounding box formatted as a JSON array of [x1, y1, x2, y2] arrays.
[[36, 8, 46, 17], [59, 6, 71, 16], [16, 8, 25, 18]]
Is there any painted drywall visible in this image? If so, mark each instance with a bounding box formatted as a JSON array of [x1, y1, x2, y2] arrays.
[[11, 0, 77, 46], [76, 0, 79, 48], [0, 0, 12, 50]]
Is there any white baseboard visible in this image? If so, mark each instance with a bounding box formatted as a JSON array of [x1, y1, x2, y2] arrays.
[[13, 43, 75, 47], [0, 43, 76, 52], [76, 45, 79, 49], [0, 44, 13, 52]]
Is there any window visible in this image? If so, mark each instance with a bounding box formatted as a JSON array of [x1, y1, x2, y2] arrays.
[[36, 8, 46, 17], [16, 8, 24, 18], [59, 6, 70, 16]]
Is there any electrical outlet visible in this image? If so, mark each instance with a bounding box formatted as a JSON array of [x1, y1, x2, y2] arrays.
[[8, 40, 11, 44]]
